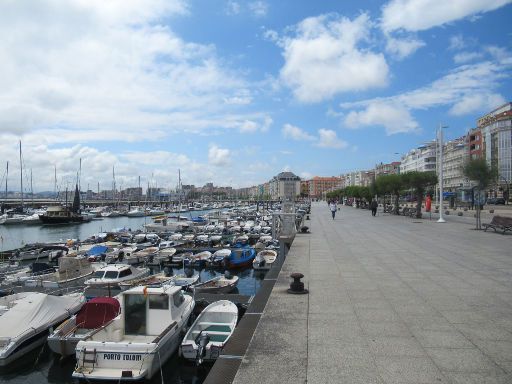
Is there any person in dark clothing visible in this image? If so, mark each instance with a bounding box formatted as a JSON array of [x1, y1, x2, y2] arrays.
[[370, 199, 378, 217]]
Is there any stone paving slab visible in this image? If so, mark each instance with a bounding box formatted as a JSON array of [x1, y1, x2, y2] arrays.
[[232, 202, 512, 384]]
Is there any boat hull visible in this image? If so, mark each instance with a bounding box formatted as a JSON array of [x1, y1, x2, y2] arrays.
[[39, 215, 84, 224]]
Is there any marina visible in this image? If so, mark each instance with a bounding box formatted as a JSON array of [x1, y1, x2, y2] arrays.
[[0, 202, 304, 384]]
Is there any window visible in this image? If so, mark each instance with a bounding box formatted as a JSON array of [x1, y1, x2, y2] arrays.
[[124, 294, 147, 335], [93, 271, 105, 278], [173, 292, 185, 307], [149, 295, 169, 310], [119, 269, 132, 278], [105, 271, 119, 279]]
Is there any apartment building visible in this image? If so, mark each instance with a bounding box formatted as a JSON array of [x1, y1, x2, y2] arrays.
[[400, 142, 437, 173]]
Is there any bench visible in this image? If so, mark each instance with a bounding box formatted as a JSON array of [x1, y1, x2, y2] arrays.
[[483, 216, 512, 234]]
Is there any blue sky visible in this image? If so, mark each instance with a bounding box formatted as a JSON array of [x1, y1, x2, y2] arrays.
[[0, 0, 511, 192]]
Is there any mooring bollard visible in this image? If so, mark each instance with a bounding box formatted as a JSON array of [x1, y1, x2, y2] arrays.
[[287, 272, 308, 294]]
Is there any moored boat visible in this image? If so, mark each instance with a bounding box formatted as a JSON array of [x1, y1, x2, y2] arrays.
[[180, 300, 238, 365], [223, 244, 256, 269], [0, 292, 85, 365], [73, 285, 194, 381], [252, 249, 278, 271], [192, 274, 239, 294], [48, 297, 121, 357], [84, 264, 150, 287]]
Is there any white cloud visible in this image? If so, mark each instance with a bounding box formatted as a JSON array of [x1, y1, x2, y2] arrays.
[[278, 13, 389, 103], [453, 51, 484, 64], [316, 129, 348, 149], [449, 93, 505, 116], [449, 35, 467, 50], [0, 0, 261, 141], [385, 36, 425, 59], [249, 1, 268, 17], [381, 0, 512, 32], [225, 1, 241, 15], [344, 102, 419, 134], [340, 56, 512, 133], [208, 145, 231, 166], [282, 124, 315, 141]]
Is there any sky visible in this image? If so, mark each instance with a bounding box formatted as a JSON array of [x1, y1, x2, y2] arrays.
[[0, 0, 511, 193]]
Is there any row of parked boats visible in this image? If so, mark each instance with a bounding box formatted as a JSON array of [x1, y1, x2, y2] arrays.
[[0, 286, 239, 380], [0, 203, 310, 381]]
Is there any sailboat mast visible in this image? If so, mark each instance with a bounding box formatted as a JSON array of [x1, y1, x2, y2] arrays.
[[54, 165, 57, 200], [19, 141, 23, 210], [5, 161, 8, 200], [112, 166, 116, 206], [30, 169, 33, 207]]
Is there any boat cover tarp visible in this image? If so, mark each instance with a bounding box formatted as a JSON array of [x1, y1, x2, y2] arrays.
[[0, 293, 83, 341], [86, 245, 108, 256], [76, 297, 120, 329]]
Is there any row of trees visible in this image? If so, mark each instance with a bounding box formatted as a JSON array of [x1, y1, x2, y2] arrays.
[[325, 159, 496, 226], [326, 171, 437, 219]]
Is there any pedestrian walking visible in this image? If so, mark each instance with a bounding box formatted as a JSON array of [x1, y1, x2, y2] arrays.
[[329, 201, 337, 220], [370, 199, 378, 217]]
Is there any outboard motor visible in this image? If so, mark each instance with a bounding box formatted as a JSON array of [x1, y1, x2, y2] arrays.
[[163, 267, 172, 277], [118, 251, 124, 262], [195, 331, 211, 366], [224, 270, 232, 279]]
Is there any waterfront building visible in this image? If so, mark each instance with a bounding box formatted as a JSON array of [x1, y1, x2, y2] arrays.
[[375, 161, 401, 176], [300, 180, 310, 197], [269, 171, 301, 201], [478, 102, 512, 195], [442, 137, 467, 191], [307, 176, 342, 199], [467, 127, 483, 160], [400, 142, 437, 173]]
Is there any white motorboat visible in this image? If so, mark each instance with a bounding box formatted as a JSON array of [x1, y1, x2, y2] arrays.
[[24, 256, 106, 288], [48, 297, 121, 357], [192, 274, 239, 294], [73, 285, 194, 381], [126, 208, 145, 217], [252, 249, 278, 271], [0, 292, 85, 365], [172, 273, 200, 289], [84, 264, 150, 287], [181, 300, 238, 365], [0, 213, 26, 225], [118, 272, 176, 291], [209, 249, 231, 268]]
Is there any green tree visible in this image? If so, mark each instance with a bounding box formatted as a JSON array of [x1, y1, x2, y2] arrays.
[[402, 171, 438, 218], [376, 174, 403, 215], [463, 159, 498, 229]]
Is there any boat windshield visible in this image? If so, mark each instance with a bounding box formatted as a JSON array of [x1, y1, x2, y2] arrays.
[[93, 271, 105, 278], [104, 271, 119, 279]]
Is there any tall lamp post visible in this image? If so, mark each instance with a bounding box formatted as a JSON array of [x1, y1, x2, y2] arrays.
[[437, 124, 448, 223]]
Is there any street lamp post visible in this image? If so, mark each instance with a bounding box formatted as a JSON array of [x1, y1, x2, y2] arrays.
[[437, 124, 448, 223]]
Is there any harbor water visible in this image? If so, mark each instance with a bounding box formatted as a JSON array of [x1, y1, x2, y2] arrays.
[[0, 210, 213, 253], [0, 209, 266, 383]]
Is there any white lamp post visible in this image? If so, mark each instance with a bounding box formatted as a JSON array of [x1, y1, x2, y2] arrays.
[[437, 124, 447, 223]]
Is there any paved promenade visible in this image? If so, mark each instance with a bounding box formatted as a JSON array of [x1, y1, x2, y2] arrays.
[[232, 202, 512, 384]]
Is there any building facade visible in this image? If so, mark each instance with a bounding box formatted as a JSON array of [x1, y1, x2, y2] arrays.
[[400, 142, 437, 174], [269, 171, 301, 201], [308, 176, 342, 199], [375, 161, 401, 177], [478, 103, 512, 191], [442, 137, 467, 191]]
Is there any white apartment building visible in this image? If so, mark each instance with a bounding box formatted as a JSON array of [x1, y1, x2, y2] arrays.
[[442, 137, 467, 191], [479, 103, 512, 188], [400, 142, 437, 173]]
